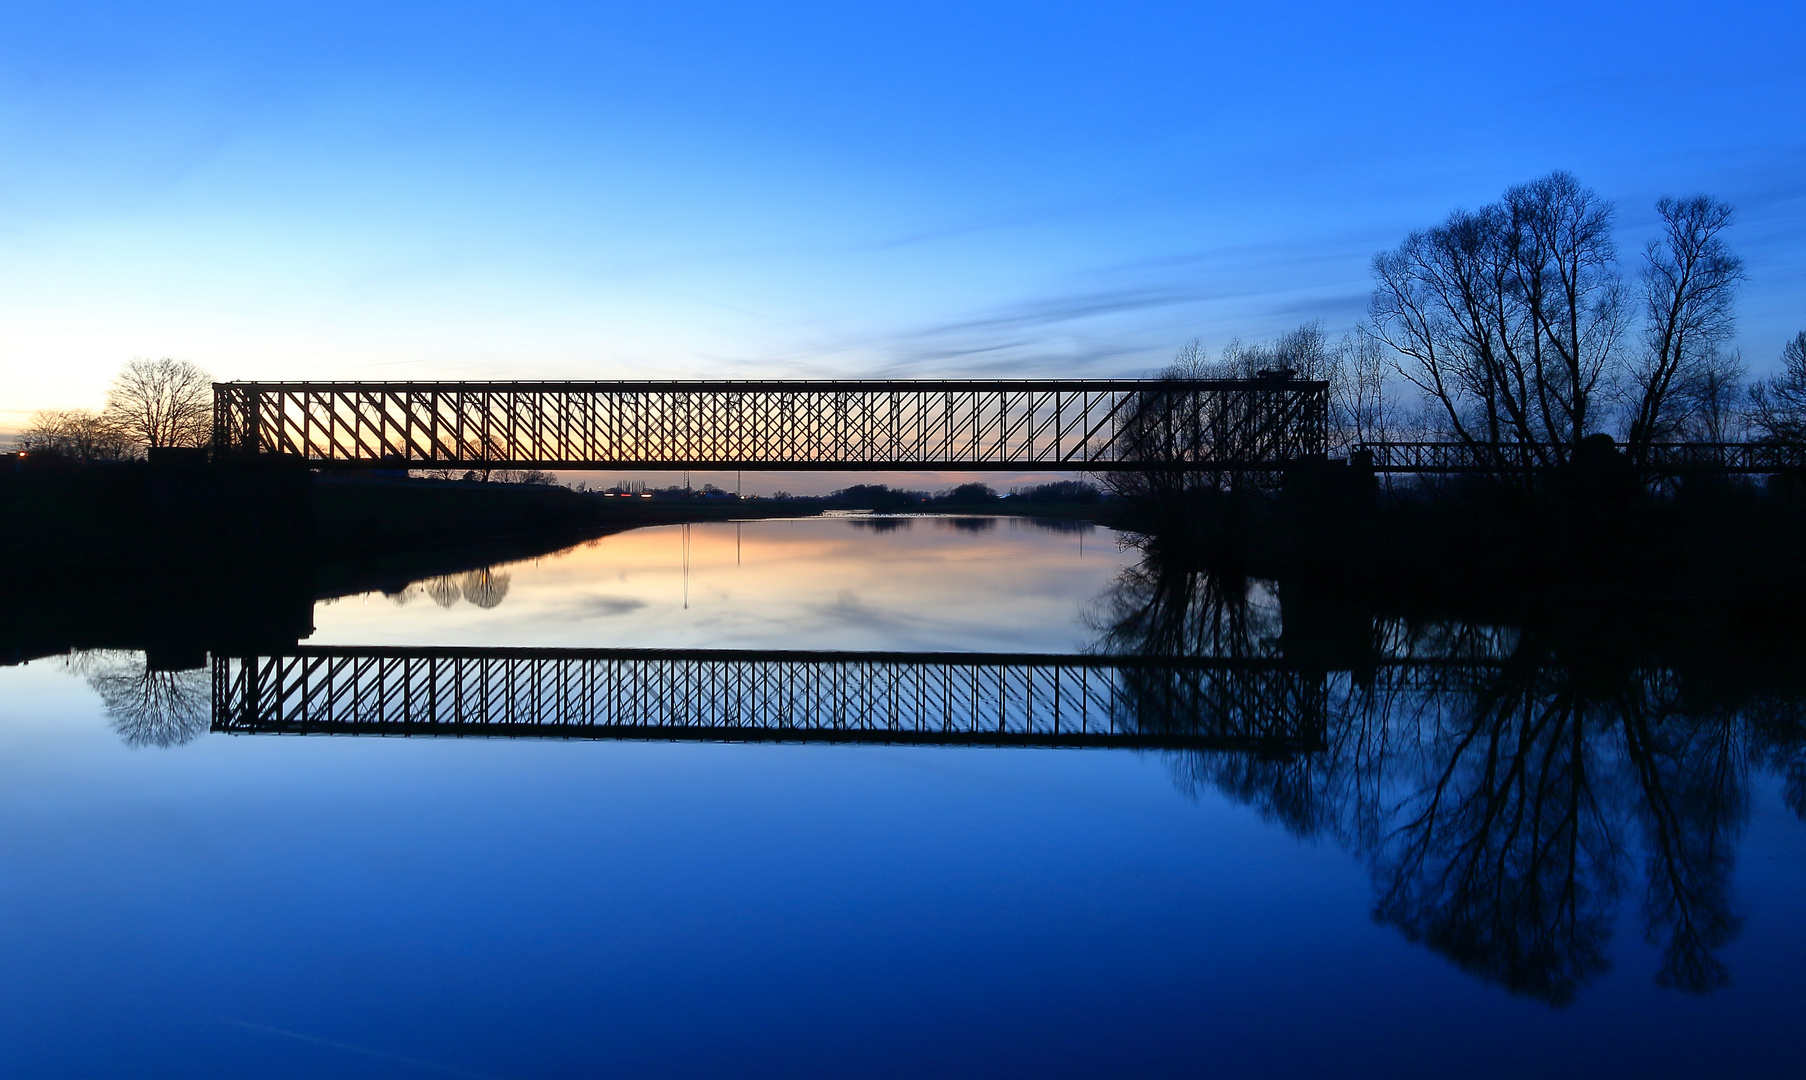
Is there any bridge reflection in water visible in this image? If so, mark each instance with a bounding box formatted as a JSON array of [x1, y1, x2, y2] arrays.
[[211, 646, 1329, 751]]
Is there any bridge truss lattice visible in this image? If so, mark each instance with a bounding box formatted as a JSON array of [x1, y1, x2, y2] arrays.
[[211, 378, 1329, 472], [211, 646, 1329, 751]]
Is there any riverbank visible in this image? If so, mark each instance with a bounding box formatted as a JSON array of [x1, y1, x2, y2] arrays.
[[1109, 470, 1806, 634]]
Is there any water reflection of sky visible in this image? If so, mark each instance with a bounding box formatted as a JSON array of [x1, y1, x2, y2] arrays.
[[1, 518, 1802, 1077], [313, 517, 1131, 652]]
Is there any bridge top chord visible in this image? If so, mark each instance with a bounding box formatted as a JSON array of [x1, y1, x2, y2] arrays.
[[214, 376, 1315, 392]]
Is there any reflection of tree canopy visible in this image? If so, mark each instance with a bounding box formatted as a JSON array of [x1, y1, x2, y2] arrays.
[[71, 650, 210, 748], [1088, 558, 1278, 660], [368, 568, 515, 610], [459, 568, 511, 609], [1090, 555, 1805, 1006], [848, 517, 912, 532], [934, 517, 996, 533], [1087, 559, 1307, 741], [426, 575, 462, 607], [1365, 661, 1624, 1005]]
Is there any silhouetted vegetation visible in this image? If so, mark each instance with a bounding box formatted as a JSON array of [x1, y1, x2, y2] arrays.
[[796, 480, 1102, 514], [103, 357, 215, 449], [1370, 173, 1750, 471], [1012, 479, 1101, 503], [826, 483, 926, 510], [1751, 332, 1806, 442], [1097, 172, 1806, 616], [16, 357, 215, 461], [18, 409, 137, 464]]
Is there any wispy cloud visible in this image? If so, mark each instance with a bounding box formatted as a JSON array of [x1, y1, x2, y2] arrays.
[[220, 1018, 509, 1079], [572, 595, 648, 618], [784, 234, 1387, 379]]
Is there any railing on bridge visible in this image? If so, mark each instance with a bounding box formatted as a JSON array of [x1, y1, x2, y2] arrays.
[[211, 378, 1329, 472], [1356, 441, 1806, 475], [211, 646, 1329, 751]]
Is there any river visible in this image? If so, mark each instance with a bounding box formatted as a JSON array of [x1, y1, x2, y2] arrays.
[[1, 515, 1800, 1077]]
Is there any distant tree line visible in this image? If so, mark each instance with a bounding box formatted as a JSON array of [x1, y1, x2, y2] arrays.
[[756, 480, 1103, 510], [18, 357, 214, 462], [414, 463, 560, 485]]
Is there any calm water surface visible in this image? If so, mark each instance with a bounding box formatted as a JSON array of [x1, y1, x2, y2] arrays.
[[1, 516, 1800, 1078]]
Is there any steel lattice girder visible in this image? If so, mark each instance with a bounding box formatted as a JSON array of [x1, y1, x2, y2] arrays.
[[211, 646, 1329, 750], [211, 379, 1330, 471]]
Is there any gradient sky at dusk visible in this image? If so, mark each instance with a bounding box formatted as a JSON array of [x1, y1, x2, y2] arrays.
[[3, 0, 1803, 437]]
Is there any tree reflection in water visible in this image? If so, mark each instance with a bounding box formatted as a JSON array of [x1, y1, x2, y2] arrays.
[[459, 568, 511, 609], [426, 574, 462, 607], [68, 650, 211, 748], [1090, 554, 1806, 1006]]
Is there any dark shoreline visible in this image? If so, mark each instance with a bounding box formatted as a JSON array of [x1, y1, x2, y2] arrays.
[[1106, 465, 1806, 646]]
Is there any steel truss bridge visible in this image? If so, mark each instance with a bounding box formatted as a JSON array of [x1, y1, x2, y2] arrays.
[[1357, 440, 1806, 475], [211, 378, 1329, 472], [211, 646, 1330, 751]]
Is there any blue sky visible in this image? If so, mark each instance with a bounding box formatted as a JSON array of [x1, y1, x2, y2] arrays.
[[2, 0, 1803, 432]]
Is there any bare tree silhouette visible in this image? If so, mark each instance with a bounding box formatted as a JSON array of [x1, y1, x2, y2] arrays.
[[17, 408, 136, 462], [1750, 332, 1806, 443], [103, 357, 214, 449], [1624, 196, 1745, 455], [1369, 172, 1626, 476]]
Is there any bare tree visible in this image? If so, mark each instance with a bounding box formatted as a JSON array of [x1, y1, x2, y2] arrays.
[[490, 468, 559, 485], [1509, 172, 1627, 451], [1750, 332, 1806, 443], [1272, 320, 1334, 380], [103, 357, 214, 449], [1207, 322, 1334, 381], [1623, 197, 1745, 455], [1104, 323, 1357, 509], [1679, 349, 1748, 443], [1369, 171, 1625, 474], [1328, 328, 1398, 450], [1370, 203, 1548, 465], [1166, 336, 1211, 378], [18, 408, 136, 462]]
